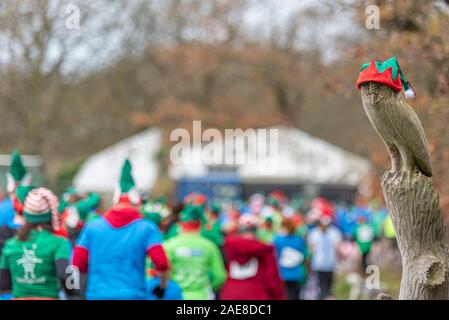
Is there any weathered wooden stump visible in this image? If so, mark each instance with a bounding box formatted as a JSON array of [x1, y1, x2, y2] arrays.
[[382, 170, 449, 299]]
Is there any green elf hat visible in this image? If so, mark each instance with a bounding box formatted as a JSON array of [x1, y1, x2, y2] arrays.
[[356, 56, 416, 99], [113, 159, 141, 205], [267, 196, 280, 208], [141, 202, 163, 226], [180, 204, 205, 223], [58, 186, 78, 213], [6, 150, 32, 193], [62, 186, 78, 201], [155, 195, 167, 205], [209, 201, 221, 214], [141, 201, 170, 224], [16, 185, 34, 205]]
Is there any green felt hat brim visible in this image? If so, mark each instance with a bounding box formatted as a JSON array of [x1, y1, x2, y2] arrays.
[[23, 210, 52, 224]]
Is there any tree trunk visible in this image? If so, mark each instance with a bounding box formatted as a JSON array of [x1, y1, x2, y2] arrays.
[[381, 170, 449, 299]]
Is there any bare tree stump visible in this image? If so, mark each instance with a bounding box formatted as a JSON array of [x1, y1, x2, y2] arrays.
[[382, 170, 449, 299]]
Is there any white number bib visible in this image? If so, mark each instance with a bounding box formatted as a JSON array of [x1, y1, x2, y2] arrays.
[[279, 247, 304, 268], [357, 225, 374, 242], [229, 258, 259, 279]]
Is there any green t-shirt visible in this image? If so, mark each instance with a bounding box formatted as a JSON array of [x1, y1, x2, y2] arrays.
[[164, 223, 180, 240], [201, 221, 224, 247], [164, 222, 224, 247], [256, 228, 276, 244], [164, 233, 226, 300], [354, 223, 375, 254], [0, 229, 70, 298]]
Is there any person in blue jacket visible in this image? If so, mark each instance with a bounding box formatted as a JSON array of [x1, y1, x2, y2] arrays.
[[72, 159, 169, 300], [273, 217, 309, 300]]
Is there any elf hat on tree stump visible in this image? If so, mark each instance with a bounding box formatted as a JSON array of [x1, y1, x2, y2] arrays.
[[6, 150, 32, 193], [356, 56, 416, 99], [113, 158, 141, 205]]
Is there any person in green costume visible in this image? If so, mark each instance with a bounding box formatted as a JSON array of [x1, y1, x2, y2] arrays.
[[201, 201, 224, 248], [353, 216, 375, 272], [142, 201, 168, 279], [257, 215, 277, 244], [165, 201, 224, 248], [59, 187, 101, 243], [0, 188, 77, 299], [163, 204, 226, 300], [265, 198, 283, 232]]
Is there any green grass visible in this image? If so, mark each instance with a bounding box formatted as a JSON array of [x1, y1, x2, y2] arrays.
[[334, 267, 401, 300]]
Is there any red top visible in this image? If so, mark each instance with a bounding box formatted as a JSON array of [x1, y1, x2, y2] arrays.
[[220, 235, 286, 300]]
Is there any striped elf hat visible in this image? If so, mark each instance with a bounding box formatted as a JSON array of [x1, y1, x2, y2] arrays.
[[356, 56, 416, 99], [113, 159, 141, 205], [23, 188, 61, 230]]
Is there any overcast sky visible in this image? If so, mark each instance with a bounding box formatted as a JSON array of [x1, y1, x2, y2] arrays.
[[0, 0, 360, 76]]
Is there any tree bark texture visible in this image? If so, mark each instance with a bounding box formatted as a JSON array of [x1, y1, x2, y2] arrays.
[[382, 170, 449, 299]]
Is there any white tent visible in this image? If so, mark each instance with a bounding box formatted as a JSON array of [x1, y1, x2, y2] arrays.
[[239, 127, 372, 186], [169, 126, 372, 187], [74, 128, 161, 193]]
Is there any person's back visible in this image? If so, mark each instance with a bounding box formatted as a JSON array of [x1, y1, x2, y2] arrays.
[[354, 221, 375, 254], [221, 234, 286, 300], [1, 229, 69, 299], [75, 209, 162, 300], [273, 234, 308, 283], [164, 232, 225, 300], [308, 224, 342, 272], [0, 188, 73, 300], [73, 159, 169, 300], [307, 218, 342, 299]]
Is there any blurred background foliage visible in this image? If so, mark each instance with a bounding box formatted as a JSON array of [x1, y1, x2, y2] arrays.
[[0, 0, 448, 210]]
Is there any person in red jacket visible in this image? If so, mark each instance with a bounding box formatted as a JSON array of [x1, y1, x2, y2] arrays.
[[220, 214, 286, 300]]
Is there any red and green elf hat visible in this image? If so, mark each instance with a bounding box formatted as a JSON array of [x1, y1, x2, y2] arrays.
[[356, 56, 416, 99], [180, 204, 206, 223], [183, 192, 207, 207], [113, 159, 141, 205]]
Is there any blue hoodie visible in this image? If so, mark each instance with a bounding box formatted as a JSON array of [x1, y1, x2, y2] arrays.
[[273, 234, 308, 282]]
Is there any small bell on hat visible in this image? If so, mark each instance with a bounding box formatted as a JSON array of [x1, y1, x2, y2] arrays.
[[356, 56, 416, 99], [403, 81, 416, 99], [113, 159, 141, 205]]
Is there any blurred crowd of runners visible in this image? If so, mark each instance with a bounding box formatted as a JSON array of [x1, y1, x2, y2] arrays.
[[0, 151, 398, 300]]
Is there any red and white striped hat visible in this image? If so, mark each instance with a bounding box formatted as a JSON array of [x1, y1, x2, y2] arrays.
[[23, 187, 61, 230]]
